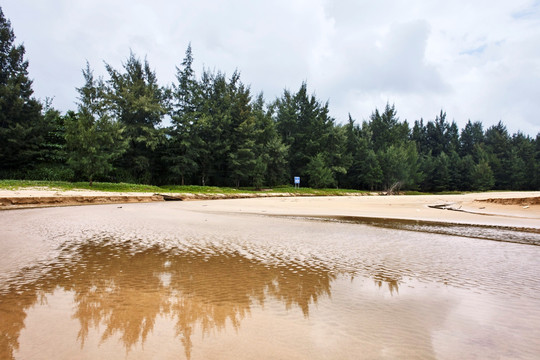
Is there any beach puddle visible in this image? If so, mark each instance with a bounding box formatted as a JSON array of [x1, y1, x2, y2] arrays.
[[1, 204, 540, 359]]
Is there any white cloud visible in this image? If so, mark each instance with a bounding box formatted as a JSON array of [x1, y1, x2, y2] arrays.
[[2, 0, 540, 135]]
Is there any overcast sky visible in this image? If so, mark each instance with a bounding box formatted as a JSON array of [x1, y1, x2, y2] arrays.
[[3, 0, 540, 135]]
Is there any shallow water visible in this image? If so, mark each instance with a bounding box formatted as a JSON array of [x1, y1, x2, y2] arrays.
[[291, 214, 540, 246], [1, 202, 540, 359]]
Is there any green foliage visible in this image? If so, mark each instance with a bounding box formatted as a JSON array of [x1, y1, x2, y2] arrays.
[[424, 111, 459, 156], [104, 52, 168, 183], [305, 153, 335, 188], [367, 103, 410, 152], [0, 8, 44, 172], [535, 134, 540, 189], [167, 44, 200, 185], [456, 155, 476, 191], [380, 142, 417, 190], [65, 64, 127, 185], [39, 101, 67, 164], [263, 135, 289, 186], [484, 122, 511, 189], [359, 149, 383, 190], [471, 160, 495, 191], [22, 164, 74, 181], [275, 83, 337, 181], [460, 120, 484, 157], [65, 111, 126, 185]]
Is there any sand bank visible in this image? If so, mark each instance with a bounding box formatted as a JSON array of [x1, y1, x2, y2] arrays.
[[0, 188, 539, 228], [0, 188, 304, 209], [177, 192, 540, 229]]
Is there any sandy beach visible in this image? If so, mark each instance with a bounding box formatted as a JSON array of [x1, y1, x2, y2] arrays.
[[2, 189, 539, 229], [178, 191, 540, 228]]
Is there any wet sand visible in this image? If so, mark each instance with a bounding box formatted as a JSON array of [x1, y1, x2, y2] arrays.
[[1, 193, 540, 359]]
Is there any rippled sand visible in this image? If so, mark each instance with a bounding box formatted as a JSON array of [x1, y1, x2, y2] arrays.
[[1, 196, 540, 359]]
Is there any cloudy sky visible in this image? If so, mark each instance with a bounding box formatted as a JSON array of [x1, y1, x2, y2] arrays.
[[3, 0, 540, 135]]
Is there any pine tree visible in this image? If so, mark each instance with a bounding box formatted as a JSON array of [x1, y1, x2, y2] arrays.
[[359, 149, 383, 190], [263, 135, 289, 186], [105, 52, 168, 183], [377, 143, 418, 191], [40, 101, 66, 165], [368, 103, 408, 152], [275, 83, 336, 181], [65, 64, 126, 185], [411, 118, 428, 155], [471, 159, 495, 191], [227, 74, 258, 187], [534, 134, 540, 189], [0, 7, 44, 175], [252, 93, 289, 186], [460, 120, 484, 158], [199, 70, 233, 185], [457, 155, 476, 191], [431, 152, 450, 192], [484, 121, 511, 189], [168, 44, 201, 185], [305, 153, 335, 188], [33, 100, 73, 181], [425, 110, 452, 156]]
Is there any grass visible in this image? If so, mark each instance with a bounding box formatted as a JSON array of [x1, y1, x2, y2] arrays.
[[0, 180, 162, 193], [403, 190, 468, 195], [159, 185, 255, 194], [160, 185, 369, 196], [269, 186, 369, 196], [0, 179, 370, 196]]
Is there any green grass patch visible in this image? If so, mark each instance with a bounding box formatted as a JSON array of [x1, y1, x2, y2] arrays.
[[270, 186, 369, 196], [159, 185, 252, 194], [0, 180, 484, 196], [401, 190, 468, 195], [402, 190, 434, 195], [0, 180, 370, 196], [0, 180, 162, 193]]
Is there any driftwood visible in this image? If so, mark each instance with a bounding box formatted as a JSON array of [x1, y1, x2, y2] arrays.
[[383, 181, 403, 195]]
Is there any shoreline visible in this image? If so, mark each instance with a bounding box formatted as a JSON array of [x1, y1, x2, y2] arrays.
[[0, 189, 333, 210], [1, 188, 539, 229], [176, 191, 540, 230]]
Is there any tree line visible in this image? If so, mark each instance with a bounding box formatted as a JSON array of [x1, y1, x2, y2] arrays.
[[1, 8, 539, 191]]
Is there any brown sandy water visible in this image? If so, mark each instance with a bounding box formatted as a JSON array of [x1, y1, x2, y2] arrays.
[[1, 201, 540, 359]]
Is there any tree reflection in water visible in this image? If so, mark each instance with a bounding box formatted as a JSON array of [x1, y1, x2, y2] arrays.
[[0, 238, 337, 359], [371, 267, 401, 295]]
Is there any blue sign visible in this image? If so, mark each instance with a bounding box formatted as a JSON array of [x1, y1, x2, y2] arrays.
[[294, 176, 300, 184]]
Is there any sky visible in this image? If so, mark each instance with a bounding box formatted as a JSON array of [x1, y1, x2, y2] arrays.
[[2, 0, 540, 135]]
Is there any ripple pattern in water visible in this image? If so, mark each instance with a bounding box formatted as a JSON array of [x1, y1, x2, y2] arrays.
[[1, 203, 540, 359]]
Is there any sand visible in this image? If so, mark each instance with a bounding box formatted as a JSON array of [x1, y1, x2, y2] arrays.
[[1, 188, 539, 229], [171, 191, 540, 229], [1, 189, 540, 359]]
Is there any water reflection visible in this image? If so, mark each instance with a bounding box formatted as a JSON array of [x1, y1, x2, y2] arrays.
[[372, 272, 401, 295], [0, 239, 337, 359]]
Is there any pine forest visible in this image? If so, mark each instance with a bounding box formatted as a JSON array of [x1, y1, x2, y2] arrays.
[[1, 8, 539, 192]]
